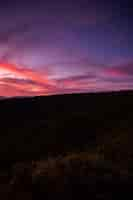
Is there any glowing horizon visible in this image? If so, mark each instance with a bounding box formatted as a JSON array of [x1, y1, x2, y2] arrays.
[[0, 0, 133, 96]]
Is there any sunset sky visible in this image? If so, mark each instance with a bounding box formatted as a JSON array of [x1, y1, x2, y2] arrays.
[[0, 0, 133, 96]]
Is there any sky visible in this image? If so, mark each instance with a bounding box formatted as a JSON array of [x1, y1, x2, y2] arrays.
[[0, 0, 133, 96]]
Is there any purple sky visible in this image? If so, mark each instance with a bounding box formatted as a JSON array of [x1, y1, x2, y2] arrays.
[[0, 0, 133, 96]]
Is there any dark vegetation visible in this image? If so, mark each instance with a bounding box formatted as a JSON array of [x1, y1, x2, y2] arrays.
[[0, 90, 133, 199]]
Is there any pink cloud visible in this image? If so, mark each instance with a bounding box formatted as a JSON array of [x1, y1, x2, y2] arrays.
[[0, 62, 97, 96], [103, 68, 128, 77], [103, 62, 133, 78], [0, 63, 49, 83], [0, 61, 132, 97], [0, 62, 57, 96]]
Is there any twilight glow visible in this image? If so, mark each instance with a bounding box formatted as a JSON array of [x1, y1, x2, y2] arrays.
[[0, 0, 133, 96]]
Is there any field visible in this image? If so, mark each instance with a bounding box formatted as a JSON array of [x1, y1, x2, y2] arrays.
[[0, 90, 133, 199]]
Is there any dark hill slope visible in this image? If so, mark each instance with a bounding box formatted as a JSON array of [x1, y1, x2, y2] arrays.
[[0, 90, 133, 162]]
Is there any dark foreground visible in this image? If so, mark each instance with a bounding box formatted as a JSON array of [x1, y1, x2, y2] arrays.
[[0, 90, 133, 199], [1, 153, 133, 199]]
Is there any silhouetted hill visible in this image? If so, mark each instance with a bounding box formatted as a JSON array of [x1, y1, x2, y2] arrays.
[[0, 90, 133, 162]]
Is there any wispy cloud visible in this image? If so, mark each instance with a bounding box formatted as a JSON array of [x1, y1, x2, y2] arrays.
[[0, 62, 97, 96], [0, 59, 133, 97], [103, 62, 133, 78], [0, 62, 56, 96]]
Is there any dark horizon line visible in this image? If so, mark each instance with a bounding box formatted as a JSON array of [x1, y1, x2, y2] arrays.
[[1, 88, 133, 100]]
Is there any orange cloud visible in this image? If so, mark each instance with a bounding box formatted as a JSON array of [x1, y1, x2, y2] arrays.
[[1, 61, 132, 97], [0, 62, 101, 96], [0, 62, 57, 96], [0, 63, 48, 83], [0, 62, 97, 96]]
